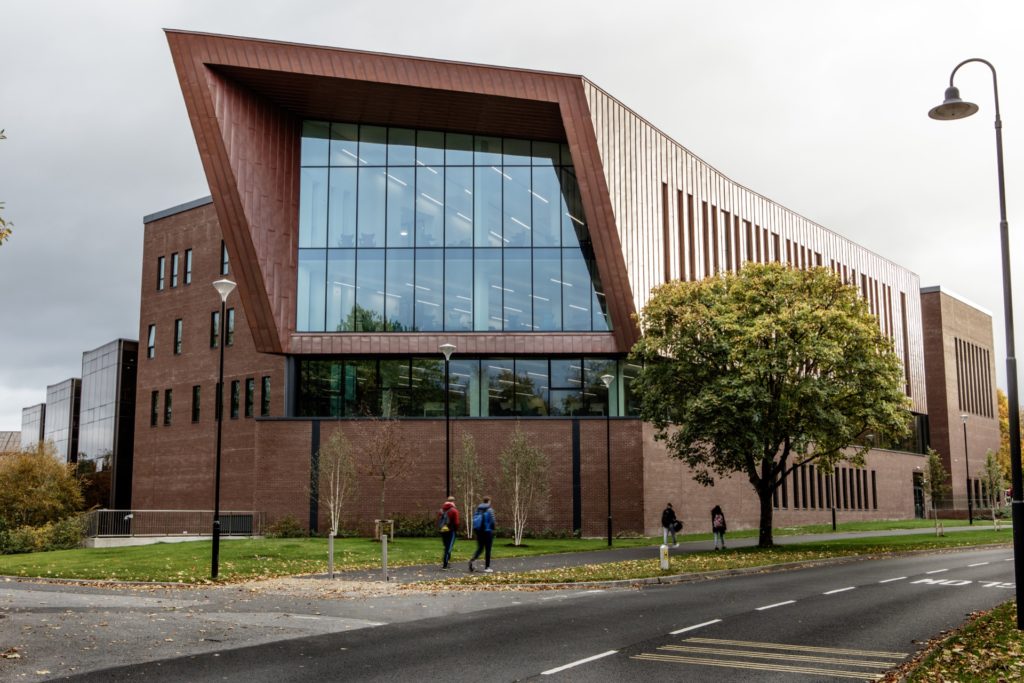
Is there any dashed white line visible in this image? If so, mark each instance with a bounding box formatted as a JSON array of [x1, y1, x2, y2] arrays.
[[756, 600, 796, 611], [1005, 558, 1014, 562], [879, 577, 906, 584], [541, 650, 618, 675], [926, 569, 949, 575], [968, 562, 990, 567], [823, 586, 855, 595], [670, 619, 722, 635]]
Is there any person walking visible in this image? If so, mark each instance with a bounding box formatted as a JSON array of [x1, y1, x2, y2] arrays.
[[469, 496, 496, 573], [661, 503, 681, 547], [438, 496, 459, 570], [711, 505, 727, 550]]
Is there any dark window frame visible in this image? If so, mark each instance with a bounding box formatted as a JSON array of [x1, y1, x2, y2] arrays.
[[184, 248, 193, 285], [226, 308, 235, 347], [230, 380, 240, 419], [173, 318, 183, 355], [163, 388, 173, 426], [157, 256, 165, 291], [171, 252, 179, 288], [191, 385, 201, 423], [210, 311, 220, 349], [261, 376, 271, 417], [150, 390, 159, 427], [147, 324, 156, 359], [245, 377, 255, 418]]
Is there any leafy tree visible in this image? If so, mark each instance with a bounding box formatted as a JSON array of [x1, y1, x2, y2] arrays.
[[0, 444, 83, 527], [359, 417, 412, 530], [983, 448, 1005, 528], [996, 388, 1023, 483], [631, 263, 910, 547], [498, 423, 548, 546], [922, 448, 951, 535], [452, 432, 485, 538], [0, 130, 11, 246]]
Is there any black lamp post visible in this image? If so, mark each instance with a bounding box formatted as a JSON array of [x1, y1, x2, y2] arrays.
[[961, 414, 974, 525], [440, 343, 456, 497], [601, 373, 615, 546], [211, 278, 236, 579], [930, 58, 1023, 627]]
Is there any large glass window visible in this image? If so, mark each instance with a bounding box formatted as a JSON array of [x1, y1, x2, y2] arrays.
[[297, 122, 609, 333]]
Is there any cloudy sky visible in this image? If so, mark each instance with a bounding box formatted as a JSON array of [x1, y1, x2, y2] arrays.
[[1, 0, 1023, 430]]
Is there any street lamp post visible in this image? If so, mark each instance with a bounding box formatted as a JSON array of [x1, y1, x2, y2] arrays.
[[440, 343, 456, 498], [601, 374, 615, 547], [211, 278, 236, 580], [961, 414, 973, 525], [930, 58, 1024, 627]]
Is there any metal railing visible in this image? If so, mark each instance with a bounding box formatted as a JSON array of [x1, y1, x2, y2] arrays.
[[83, 510, 265, 538]]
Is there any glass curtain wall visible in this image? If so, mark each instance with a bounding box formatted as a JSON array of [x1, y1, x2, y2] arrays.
[[297, 122, 611, 333]]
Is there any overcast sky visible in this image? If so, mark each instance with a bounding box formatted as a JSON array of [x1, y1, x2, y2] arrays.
[[2, 0, 1023, 430]]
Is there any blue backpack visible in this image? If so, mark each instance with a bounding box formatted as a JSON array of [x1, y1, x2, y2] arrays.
[[473, 508, 493, 532]]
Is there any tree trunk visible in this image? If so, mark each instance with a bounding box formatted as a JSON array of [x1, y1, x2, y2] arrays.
[[379, 477, 386, 527], [758, 487, 775, 547]]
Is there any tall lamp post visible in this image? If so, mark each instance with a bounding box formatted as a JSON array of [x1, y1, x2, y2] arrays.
[[440, 343, 456, 498], [601, 374, 615, 547], [210, 278, 236, 579], [961, 414, 974, 525], [929, 58, 1024, 627]]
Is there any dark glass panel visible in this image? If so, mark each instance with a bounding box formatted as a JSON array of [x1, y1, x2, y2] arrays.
[[411, 358, 445, 417], [414, 249, 443, 331], [444, 166, 473, 247], [301, 121, 329, 166], [622, 362, 643, 417], [549, 389, 582, 416], [514, 359, 548, 416], [245, 378, 255, 418], [551, 359, 581, 388], [387, 127, 415, 166], [560, 142, 573, 166], [297, 249, 326, 332], [355, 249, 385, 331], [447, 359, 479, 417], [329, 122, 359, 166], [359, 125, 388, 166], [474, 166, 503, 246], [591, 258, 611, 331], [562, 248, 592, 330], [474, 248, 502, 331], [416, 130, 445, 167], [445, 132, 473, 165], [164, 389, 173, 425], [503, 138, 531, 165], [328, 167, 357, 247], [444, 248, 473, 331], [484, 359, 515, 416], [503, 166, 532, 247], [561, 168, 588, 249], [532, 141, 559, 166], [326, 249, 355, 331], [297, 360, 341, 417], [226, 308, 235, 346], [357, 168, 386, 247], [532, 248, 562, 331], [344, 360, 380, 416], [532, 165, 561, 247], [503, 249, 532, 332], [583, 358, 616, 416], [386, 167, 414, 247], [380, 359, 411, 417], [261, 376, 271, 417], [299, 168, 329, 247], [474, 136, 502, 165], [415, 165, 444, 247], [210, 311, 219, 348], [191, 385, 201, 423], [385, 249, 414, 331]]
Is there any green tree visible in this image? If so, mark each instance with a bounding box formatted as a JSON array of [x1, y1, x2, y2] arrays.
[[498, 423, 548, 546], [631, 263, 910, 547], [0, 444, 84, 527], [0, 130, 11, 245], [452, 432, 485, 538], [922, 448, 951, 535]]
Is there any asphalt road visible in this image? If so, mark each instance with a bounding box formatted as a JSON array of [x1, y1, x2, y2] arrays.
[[46, 545, 1014, 682]]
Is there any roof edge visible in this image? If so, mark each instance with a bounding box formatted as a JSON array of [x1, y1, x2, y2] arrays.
[[921, 285, 993, 317], [143, 196, 213, 224]]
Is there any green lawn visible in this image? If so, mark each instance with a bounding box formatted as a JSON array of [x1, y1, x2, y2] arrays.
[[0, 519, 1003, 584]]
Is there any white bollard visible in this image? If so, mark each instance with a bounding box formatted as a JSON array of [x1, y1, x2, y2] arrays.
[[660, 543, 670, 570], [382, 533, 389, 581]]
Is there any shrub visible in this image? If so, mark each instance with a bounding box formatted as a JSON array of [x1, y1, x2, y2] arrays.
[[392, 512, 438, 538], [46, 515, 87, 550], [0, 515, 85, 554], [266, 514, 307, 538], [0, 444, 84, 527]]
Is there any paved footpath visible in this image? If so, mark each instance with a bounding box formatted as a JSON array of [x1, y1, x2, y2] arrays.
[[329, 523, 1005, 582]]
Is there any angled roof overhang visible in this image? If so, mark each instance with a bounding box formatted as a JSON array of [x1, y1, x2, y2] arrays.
[[166, 30, 636, 355]]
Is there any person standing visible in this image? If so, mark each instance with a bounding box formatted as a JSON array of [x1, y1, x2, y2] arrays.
[[469, 496, 496, 573], [661, 503, 681, 547], [438, 496, 459, 570], [711, 505, 727, 550]]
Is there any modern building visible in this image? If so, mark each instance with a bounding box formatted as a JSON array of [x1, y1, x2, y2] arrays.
[[20, 404, 44, 450], [131, 30, 973, 534], [0, 431, 20, 453], [78, 338, 139, 508], [921, 286, 1002, 514], [43, 378, 80, 463]]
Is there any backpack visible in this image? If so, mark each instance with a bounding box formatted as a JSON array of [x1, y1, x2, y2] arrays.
[[713, 513, 725, 531], [473, 508, 492, 533], [437, 509, 450, 533]]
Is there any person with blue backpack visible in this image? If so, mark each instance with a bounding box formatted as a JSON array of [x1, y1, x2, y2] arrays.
[[469, 496, 496, 573]]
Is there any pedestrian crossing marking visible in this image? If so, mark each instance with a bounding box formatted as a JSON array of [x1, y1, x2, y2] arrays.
[[631, 653, 884, 680], [684, 637, 907, 659], [659, 644, 898, 668]]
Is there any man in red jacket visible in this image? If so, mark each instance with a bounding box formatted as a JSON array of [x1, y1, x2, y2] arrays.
[[438, 496, 460, 570]]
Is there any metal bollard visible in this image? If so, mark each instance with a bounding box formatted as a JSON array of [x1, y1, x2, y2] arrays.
[[328, 532, 335, 579], [382, 533, 389, 581], [660, 543, 670, 570]]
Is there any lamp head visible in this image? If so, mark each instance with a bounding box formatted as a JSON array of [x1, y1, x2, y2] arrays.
[[961, 413, 969, 423], [600, 374, 615, 388], [439, 343, 456, 361], [928, 86, 979, 120], [213, 279, 236, 303]]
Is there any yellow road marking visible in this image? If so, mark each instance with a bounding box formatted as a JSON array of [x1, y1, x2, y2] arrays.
[[632, 653, 884, 680], [659, 644, 896, 668], [684, 637, 907, 659]]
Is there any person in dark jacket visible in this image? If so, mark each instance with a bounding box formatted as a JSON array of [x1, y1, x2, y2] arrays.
[[469, 496, 496, 573], [438, 496, 460, 569], [661, 503, 681, 547], [711, 505, 727, 550]]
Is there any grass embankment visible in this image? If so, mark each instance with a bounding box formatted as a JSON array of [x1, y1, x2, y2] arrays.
[[896, 600, 1024, 682], [0, 520, 1002, 584]]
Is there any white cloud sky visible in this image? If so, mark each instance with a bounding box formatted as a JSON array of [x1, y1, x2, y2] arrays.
[[1, 0, 1022, 429]]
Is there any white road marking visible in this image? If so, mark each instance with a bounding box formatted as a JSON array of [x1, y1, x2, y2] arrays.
[[670, 619, 722, 635], [756, 600, 796, 611], [1005, 558, 1014, 562], [542, 650, 618, 675], [879, 577, 906, 583], [823, 587, 855, 595], [925, 569, 948, 574], [968, 562, 989, 567]]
